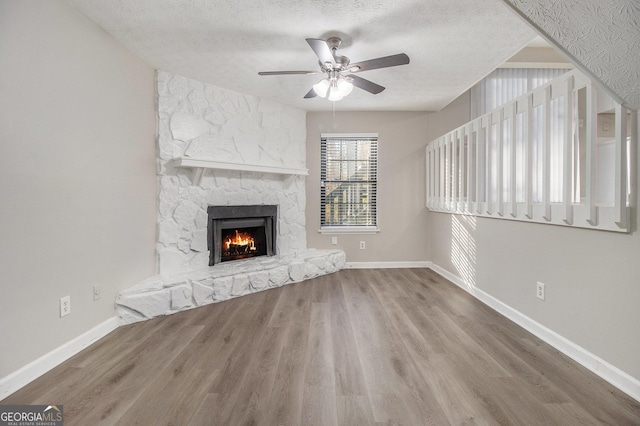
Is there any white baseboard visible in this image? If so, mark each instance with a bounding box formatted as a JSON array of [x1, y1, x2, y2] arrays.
[[429, 263, 640, 403], [0, 317, 118, 400], [345, 261, 432, 269]]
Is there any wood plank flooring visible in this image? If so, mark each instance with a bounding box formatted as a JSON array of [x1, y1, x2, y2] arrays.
[[4, 268, 640, 425]]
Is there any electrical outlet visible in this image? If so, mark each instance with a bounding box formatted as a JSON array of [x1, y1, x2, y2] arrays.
[[536, 282, 545, 301], [331, 236, 338, 245], [60, 296, 71, 317], [93, 284, 102, 301], [359, 241, 366, 250]]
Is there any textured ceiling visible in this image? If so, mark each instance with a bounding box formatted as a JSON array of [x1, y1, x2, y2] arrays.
[[501, 0, 640, 110], [68, 0, 537, 112]]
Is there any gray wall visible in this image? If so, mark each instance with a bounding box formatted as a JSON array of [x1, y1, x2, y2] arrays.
[[428, 91, 640, 381], [306, 111, 430, 263], [0, 1, 157, 378]]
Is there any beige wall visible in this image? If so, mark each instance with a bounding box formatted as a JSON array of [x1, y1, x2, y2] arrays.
[[0, 1, 157, 378], [427, 91, 472, 142], [306, 112, 430, 263], [429, 90, 640, 381]]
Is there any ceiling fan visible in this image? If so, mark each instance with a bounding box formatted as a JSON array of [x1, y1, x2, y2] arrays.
[[258, 37, 410, 101]]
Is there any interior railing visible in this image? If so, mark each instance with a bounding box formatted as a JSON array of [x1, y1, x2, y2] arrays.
[[426, 69, 637, 232]]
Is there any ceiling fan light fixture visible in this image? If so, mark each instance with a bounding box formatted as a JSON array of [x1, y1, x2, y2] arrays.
[[313, 79, 330, 97], [337, 78, 353, 97], [328, 85, 344, 102]]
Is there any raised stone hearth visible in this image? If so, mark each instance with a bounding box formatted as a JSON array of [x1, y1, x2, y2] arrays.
[[116, 249, 345, 324]]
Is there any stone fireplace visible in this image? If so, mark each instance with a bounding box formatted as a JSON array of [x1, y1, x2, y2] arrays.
[[113, 71, 345, 325], [154, 71, 309, 274], [208, 205, 277, 265]]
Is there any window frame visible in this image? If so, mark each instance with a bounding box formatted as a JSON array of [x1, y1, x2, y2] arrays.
[[319, 133, 380, 234]]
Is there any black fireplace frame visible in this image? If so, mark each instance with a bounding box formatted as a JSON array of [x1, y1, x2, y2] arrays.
[[207, 205, 278, 266]]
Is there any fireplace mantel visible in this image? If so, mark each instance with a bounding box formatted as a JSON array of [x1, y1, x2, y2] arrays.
[[173, 157, 308, 185]]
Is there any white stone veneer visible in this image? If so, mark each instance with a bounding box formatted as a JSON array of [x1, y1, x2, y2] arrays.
[[116, 249, 346, 324], [156, 71, 308, 273]]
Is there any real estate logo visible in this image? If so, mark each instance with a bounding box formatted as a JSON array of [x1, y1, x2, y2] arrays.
[[0, 405, 63, 426]]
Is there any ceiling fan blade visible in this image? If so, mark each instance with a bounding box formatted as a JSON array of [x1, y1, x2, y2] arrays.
[[348, 53, 410, 73], [304, 88, 317, 99], [347, 75, 385, 94], [306, 38, 335, 66], [258, 71, 319, 76]]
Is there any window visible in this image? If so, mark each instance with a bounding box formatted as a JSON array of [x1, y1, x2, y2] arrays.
[[320, 134, 378, 232]]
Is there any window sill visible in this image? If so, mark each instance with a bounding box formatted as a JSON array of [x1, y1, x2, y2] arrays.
[[318, 226, 380, 235]]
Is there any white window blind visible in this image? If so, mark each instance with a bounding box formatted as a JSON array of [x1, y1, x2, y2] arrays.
[[321, 135, 378, 228], [471, 68, 567, 118], [471, 68, 569, 204]]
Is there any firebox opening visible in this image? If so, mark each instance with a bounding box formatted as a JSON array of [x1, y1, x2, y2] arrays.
[[221, 226, 267, 262], [207, 205, 278, 266]]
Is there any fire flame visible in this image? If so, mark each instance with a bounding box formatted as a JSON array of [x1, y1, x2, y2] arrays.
[[224, 229, 256, 251]]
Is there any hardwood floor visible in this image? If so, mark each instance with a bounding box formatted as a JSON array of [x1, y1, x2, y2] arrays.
[[4, 268, 640, 425]]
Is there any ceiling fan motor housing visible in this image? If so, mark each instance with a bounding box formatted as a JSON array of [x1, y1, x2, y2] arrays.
[[320, 55, 350, 73], [326, 37, 351, 72]]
